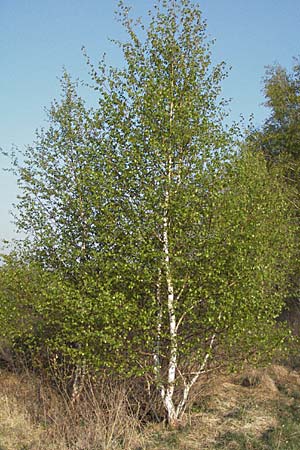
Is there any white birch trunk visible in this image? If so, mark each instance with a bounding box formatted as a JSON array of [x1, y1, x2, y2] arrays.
[[158, 83, 179, 426], [175, 330, 217, 418], [162, 202, 178, 426]]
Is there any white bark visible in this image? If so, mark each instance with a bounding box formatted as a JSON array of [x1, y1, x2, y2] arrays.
[[157, 81, 179, 425], [71, 364, 87, 405], [175, 330, 217, 418], [162, 201, 178, 424]]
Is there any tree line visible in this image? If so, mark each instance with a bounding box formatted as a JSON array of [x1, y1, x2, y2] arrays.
[[0, 0, 299, 427]]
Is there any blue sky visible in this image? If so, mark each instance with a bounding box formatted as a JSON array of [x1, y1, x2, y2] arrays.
[[1, 0, 300, 243]]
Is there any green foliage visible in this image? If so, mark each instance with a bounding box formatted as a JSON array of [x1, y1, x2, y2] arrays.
[[248, 60, 300, 308], [0, 0, 296, 417], [0, 255, 155, 374], [261, 61, 300, 168], [199, 150, 294, 361]]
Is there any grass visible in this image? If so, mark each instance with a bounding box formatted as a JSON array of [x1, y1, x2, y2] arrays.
[[0, 371, 145, 450], [1, 363, 300, 449], [212, 365, 300, 450]]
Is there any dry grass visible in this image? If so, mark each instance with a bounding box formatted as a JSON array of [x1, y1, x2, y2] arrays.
[[0, 370, 145, 450], [0, 371, 44, 449], [143, 364, 300, 449], [1, 364, 300, 449]]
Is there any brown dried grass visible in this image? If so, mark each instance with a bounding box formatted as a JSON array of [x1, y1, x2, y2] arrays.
[[143, 364, 300, 449], [0, 363, 300, 449], [0, 370, 144, 450]]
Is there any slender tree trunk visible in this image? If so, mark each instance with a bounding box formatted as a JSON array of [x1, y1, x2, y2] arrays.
[[158, 80, 180, 426], [162, 199, 178, 426], [175, 330, 217, 418], [71, 364, 87, 405]]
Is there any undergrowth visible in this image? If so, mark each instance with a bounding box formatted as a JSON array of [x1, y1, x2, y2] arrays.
[[1, 363, 300, 449]]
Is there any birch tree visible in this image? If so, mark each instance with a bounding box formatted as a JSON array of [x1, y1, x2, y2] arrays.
[[83, 0, 292, 425], [3, 0, 294, 426]]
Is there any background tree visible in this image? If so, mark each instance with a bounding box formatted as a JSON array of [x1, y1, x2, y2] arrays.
[[248, 60, 300, 311], [0, 0, 295, 426], [16, 73, 109, 279]]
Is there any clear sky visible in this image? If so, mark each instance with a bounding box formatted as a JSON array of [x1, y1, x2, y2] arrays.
[[1, 0, 300, 244]]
